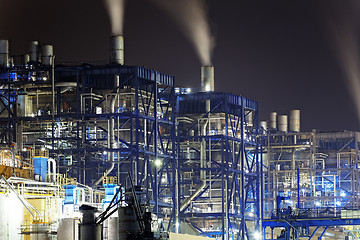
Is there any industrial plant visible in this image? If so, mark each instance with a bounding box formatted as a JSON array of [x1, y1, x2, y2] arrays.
[[0, 1, 359, 240]]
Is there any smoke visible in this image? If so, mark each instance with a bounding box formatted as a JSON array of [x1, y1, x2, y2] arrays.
[[321, 0, 360, 125], [104, 0, 126, 35], [151, 0, 215, 66]]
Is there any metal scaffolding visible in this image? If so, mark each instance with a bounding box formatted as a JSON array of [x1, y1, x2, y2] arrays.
[[177, 91, 261, 240]]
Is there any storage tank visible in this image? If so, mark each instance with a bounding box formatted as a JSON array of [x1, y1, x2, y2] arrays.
[[0, 40, 9, 67], [41, 45, 54, 65], [270, 112, 277, 130], [289, 110, 300, 132], [201, 66, 214, 92], [57, 218, 79, 240], [260, 121, 267, 131], [110, 35, 124, 65], [278, 115, 288, 132], [29, 41, 39, 62], [23, 54, 30, 65]]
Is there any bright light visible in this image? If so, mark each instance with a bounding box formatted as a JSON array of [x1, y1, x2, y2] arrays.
[[249, 212, 254, 217], [205, 85, 210, 91], [155, 159, 162, 167], [336, 201, 341, 206], [43, 77, 47, 81], [186, 88, 192, 93], [41, 147, 45, 151], [315, 201, 321, 207], [340, 192, 346, 197], [161, 178, 166, 183], [103, 151, 107, 155], [254, 231, 262, 240]]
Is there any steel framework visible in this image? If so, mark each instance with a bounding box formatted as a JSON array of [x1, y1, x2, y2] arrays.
[[177, 91, 261, 240], [0, 63, 179, 226]]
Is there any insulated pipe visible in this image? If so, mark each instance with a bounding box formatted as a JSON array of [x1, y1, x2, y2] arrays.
[[47, 158, 57, 182], [93, 76, 119, 186], [110, 35, 124, 65], [180, 181, 207, 212]]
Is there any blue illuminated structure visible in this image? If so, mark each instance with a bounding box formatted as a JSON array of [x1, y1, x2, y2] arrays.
[[177, 91, 261, 240], [33, 157, 47, 181]]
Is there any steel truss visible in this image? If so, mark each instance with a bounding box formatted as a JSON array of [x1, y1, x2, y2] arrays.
[[0, 64, 178, 226], [177, 92, 261, 240]]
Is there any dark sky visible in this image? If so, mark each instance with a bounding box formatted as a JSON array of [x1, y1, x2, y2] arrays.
[[0, 0, 357, 131]]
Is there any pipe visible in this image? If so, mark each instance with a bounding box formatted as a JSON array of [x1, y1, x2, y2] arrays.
[[93, 76, 119, 186], [47, 158, 57, 182], [180, 180, 207, 212], [1, 175, 42, 221]]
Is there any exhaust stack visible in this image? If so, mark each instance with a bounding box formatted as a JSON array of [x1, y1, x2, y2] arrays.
[[29, 41, 39, 63], [201, 66, 214, 92], [110, 35, 124, 65], [41, 45, 54, 65]]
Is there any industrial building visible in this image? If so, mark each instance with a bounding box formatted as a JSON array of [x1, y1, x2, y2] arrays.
[[0, 30, 359, 240], [0, 36, 261, 240]]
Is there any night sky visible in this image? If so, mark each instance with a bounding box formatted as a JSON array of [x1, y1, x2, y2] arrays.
[[0, 0, 357, 131]]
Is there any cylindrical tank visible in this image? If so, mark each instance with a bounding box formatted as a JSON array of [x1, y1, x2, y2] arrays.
[[23, 54, 30, 65], [278, 115, 288, 132], [57, 218, 78, 240], [110, 35, 124, 65], [260, 121, 267, 131], [79, 205, 102, 240], [30, 223, 50, 240], [104, 217, 119, 240], [41, 45, 53, 65], [0, 39, 9, 67], [118, 206, 141, 239], [29, 41, 39, 62], [201, 66, 214, 92], [289, 110, 300, 132], [270, 112, 277, 130]]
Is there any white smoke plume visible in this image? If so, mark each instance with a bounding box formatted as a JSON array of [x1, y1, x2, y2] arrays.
[[322, 0, 360, 125], [104, 0, 126, 35], [151, 0, 215, 66]]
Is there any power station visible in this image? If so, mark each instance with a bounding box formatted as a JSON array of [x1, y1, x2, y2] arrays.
[[0, 18, 359, 240]]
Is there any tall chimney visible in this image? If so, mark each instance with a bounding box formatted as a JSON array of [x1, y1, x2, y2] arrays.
[[0, 40, 9, 67], [201, 66, 214, 92], [278, 115, 288, 132], [270, 112, 277, 130], [110, 35, 124, 65]]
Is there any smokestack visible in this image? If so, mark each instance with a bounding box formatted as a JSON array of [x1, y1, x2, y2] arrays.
[[278, 115, 288, 132], [270, 112, 277, 130], [110, 35, 124, 65], [41, 45, 54, 65], [23, 54, 30, 65], [29, 41, 39, 63], [0, 40, 9, 67], [289, 110, 300, 132], [201, 66, 214, 92]]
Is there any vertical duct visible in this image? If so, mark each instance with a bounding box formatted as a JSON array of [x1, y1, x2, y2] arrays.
[[0, 40, 9, 67], [270, 112, 277, 130], [29, 41, 39, 63], [201, 66, 214, 92], [41, 45, 54, 65], [278, 115, 288, 132], [289, 110, 300, 132], [110, 35, 124, 65]]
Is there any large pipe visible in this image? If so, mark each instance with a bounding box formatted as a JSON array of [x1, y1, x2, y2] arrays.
[[110, 35, 124, 65], [0, 39, 9, 67], [289, 110, 300, 132], [180, 181, 206, 212], [93, 76, 119, 186], [41, 45, 54, 65], [201, 66, 214, 92], [47, 158, 57, 182]]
